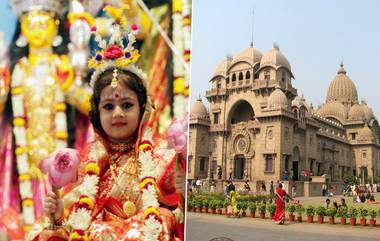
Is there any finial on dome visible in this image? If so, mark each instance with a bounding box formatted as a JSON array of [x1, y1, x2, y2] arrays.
[[197, 94, 202, 101], [275, 84, 281, 89], [338, 61, 346, 74], [273, 42, 280, 50]]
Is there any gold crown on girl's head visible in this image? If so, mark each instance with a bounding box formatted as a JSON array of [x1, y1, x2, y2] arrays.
[[88, 5, 146, 88]]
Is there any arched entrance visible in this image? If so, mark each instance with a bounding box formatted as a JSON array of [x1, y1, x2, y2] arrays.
[[229, 100, 255, 124], [292, 147, 300, 180], [234, 155, 245, 179]]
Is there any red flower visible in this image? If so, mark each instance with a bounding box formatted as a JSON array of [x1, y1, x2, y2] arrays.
[[104, 44, 123, 59]]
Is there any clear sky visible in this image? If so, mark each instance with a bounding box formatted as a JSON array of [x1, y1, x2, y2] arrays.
[[0, 1, 16, 43], [190, 0, 380, 117]]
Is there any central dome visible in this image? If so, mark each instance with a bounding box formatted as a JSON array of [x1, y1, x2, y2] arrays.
[[233, 47, 263, 65], [259, 44, 292, 72], [326, 63, 358, 104]]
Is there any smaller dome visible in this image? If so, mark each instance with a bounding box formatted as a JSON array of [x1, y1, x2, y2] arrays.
[[361, 102, 375, 121], [191, 97, 208, 117], [268, 86, 288, 108], [348, 104, 366, 121], [232, 47, 263, 65], [213, 59, 228, 77], [259, 43, 292, 73], [316, 101, 348, 122], [358, 125, 375, 141], [292, 94, 307, 107]]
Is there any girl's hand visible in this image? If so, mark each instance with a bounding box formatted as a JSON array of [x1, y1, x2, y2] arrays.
[[43, 191, 64, 221]]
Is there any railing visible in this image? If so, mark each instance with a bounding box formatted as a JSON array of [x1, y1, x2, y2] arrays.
[[205, 88, 226, 97]]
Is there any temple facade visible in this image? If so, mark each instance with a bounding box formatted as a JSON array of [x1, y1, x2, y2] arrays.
[[189, 44, 380, 192]]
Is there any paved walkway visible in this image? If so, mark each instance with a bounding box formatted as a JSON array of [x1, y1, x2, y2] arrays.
[[186, 212, 380, 241]]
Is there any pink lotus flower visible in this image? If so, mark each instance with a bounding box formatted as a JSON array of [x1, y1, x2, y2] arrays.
[[168, 113, 188, 157], [40, 148, 81, 188]]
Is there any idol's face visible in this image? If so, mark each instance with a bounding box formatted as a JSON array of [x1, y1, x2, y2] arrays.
[[20, 10, 58, 48]]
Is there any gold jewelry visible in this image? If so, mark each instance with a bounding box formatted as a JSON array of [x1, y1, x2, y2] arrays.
[[108, 153, 141, 217], [109, 142, 134, 152], [111, 68, 118, 88], [123, 201, 137, 217]]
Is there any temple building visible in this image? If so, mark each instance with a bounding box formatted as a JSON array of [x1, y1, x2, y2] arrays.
[[189, 44, 380, 194]]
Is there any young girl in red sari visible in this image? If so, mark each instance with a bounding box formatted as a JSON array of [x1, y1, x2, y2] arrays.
[[27, 17, 185, 241], [272, 183, 293, 224]]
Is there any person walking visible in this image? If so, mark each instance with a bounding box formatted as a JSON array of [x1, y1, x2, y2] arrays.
[[322, 183, 327, 196], [273, 183, 293, 224]]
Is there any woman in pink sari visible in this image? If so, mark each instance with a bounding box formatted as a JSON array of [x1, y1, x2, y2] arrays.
[[272, 183, 293, 224]]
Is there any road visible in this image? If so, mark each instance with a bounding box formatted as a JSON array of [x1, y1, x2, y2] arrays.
[[186, 212, 380, 241]]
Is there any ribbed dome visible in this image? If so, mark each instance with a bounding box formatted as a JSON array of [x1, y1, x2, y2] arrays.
[[317, 101, 348, 122], [358, 125, 375, 141], [259, 43, 292, 72], [213, 59, 228, 77], [268, 86, 288, 108], [191, 97, 208, 117], [232, 47, 263, 65], [348, 104, 366, 120], [326, 63, 358, 104]]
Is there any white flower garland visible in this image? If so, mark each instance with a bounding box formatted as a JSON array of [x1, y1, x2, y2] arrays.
[[64, 128, 166, 241], [11, 58, 68, 231]]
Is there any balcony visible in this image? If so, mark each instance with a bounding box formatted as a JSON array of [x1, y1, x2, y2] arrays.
[[205, 88, 227, 97]]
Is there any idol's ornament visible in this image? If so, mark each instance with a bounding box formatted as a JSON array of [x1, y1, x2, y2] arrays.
[[6, 0, 92, 232]]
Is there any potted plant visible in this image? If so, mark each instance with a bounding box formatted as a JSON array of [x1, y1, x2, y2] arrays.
[[215, 200, 223, 214], [249, 202, 257, 218], [194, 199, 202, 213], [368, 209, 377, 227], [267, 203, 276, 219], [348, 207, 358, 226], [209, 200, 216, 214], [326, 207, 337, 224], [306, 205, 315, 223], [202, 199, 210, 213], [235, 202, 242, 217], [315, 206, 326, 224], [258, 203, 266, 219], [241, 202, 248, 217], [287, 204, 296, 222], [358, 207, 368, 226], [222, 200, 228, 215], [295, 204, 305, 222], [338, 206, 348, 225]]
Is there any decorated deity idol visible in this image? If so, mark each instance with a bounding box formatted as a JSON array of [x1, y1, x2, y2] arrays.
[[0, 0, 93, 231], [27, 16, 185, 241]]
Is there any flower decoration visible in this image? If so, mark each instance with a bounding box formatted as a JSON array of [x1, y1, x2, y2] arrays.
[[168, 113, 188, 158], [39, 148, 80, 188], [87, 8, 145, 87]]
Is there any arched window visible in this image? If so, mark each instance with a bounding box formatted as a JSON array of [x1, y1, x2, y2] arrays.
[[238, 72, 243, 80], [264, 70, 270, 80], [226, 77, 230, 84], [232, 73, 236, 82], [246, 71, 251, 79]]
